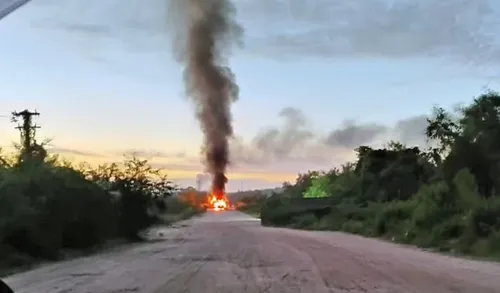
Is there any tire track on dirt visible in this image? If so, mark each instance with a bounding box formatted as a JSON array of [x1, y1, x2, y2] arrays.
[[4, 212, 500, 293], [264, 227, 500, 293]]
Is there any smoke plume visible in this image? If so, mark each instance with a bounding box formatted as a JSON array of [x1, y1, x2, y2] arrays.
[[168, 0, 242, 192]]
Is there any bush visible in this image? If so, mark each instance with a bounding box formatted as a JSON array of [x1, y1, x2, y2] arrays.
[[260, 91, 500, 259], [235, 193, 267, 217], [117, 187, 156, 240], [159, 197, 204, 225], [0, 151, 186, 273], [289, 213, 317, 229], [374, 200, 415, 237], [341, 220, 365, 234]]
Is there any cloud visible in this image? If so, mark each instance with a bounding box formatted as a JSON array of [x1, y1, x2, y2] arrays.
[[119, 149, 187, 159], [229, 107, 329, 167], [325, 121, 387, 149], [27, 0, 169, 52], [49, 147, 104, 157], [151, 162, 202, 172], [229, 107, 430, 168], [50, 146, 189, 160], [323, 115, 429, 149], [25, 0, 499, 67], [47, 111, 429, 176], [251, 107, 314, 159], [196, 172, 210, 187], [393, 115, 429, 146], [241, 0, 498, 65]]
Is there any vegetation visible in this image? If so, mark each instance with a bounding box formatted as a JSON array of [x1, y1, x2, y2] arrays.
[[257, 90, 500, 259], [0, 141, 202, 275], [169, 187, 208, 222], [233, 192, 267, 217]]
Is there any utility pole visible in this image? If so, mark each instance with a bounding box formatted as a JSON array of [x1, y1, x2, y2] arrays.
[[12, 109, 40, 152], [196, 176, 201, 191]]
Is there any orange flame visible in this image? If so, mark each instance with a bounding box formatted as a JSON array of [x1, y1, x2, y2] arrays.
[[208, 188, 228, 211]]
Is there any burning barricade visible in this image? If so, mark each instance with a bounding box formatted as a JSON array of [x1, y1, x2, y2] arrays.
[[208, 188, 229, 211]]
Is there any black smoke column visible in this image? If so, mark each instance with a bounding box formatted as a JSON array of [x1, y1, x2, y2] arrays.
[[168, 0, 242, 193]]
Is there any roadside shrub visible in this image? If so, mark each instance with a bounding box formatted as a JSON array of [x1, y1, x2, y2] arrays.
[[289, 213, 317, 229], [341, 220, 365, 235], [0, 151, 182, 273], [374, 200, 416, 237], [259, 91, 500, 259], [116, 183, 158, 240]]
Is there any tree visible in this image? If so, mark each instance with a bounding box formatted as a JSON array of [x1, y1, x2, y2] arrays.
[[260, 90, 500, 257]]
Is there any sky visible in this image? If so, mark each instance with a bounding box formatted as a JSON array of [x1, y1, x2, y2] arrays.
[[1, 0, 500, 191]]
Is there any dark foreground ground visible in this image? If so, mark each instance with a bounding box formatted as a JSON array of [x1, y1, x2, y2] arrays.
[[3, 211, 500, 293]]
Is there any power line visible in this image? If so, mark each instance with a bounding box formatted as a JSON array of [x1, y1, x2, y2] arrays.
[[12, 109, 40, 151]]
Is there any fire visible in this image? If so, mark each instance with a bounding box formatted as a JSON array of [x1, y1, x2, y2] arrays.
[[208, 188, 228, 211]]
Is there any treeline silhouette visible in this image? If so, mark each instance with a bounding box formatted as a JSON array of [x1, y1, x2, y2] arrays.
[[252, 90, 500, 258], [0, 140, 198, 275]]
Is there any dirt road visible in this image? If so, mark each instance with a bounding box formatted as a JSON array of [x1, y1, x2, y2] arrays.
[[3, 211, 500, 293]]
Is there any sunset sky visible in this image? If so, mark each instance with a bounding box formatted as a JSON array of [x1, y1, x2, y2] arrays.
[[1, 0, 499, 191]]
